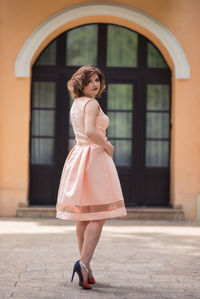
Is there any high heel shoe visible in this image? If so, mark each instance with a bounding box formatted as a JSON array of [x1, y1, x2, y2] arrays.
[[88, 266, 96, 284], [71, 260, 91, 289]]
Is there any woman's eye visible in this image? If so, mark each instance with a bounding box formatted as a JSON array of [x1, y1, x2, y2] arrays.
[[95, 79, 100, 82]]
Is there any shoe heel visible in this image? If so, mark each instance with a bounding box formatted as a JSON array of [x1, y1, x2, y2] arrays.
[[71, 269, 75, 282], [71, 260, 91, 289]]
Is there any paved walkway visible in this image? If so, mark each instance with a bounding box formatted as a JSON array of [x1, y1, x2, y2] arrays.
[[0, 217, 200, 299]]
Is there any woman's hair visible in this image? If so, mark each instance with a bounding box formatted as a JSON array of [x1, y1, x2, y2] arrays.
[[67, 65, 106, 99]]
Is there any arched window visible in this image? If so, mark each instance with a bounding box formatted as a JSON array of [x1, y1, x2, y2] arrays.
[[30, 24, 171, 207]]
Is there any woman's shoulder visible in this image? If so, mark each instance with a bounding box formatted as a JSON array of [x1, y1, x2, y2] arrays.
[[75, 96, 99, 107], [71, 97, 101, 116], [75, 96, 96, 102], [77, 97, 101, 113]]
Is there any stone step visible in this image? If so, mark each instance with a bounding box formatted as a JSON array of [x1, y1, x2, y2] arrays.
[[17, 206, 56, 218], [16, 206, 184, 220], [126, 207, 184, 220]]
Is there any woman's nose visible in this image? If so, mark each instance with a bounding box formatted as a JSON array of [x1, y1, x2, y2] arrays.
[[92, 81, 97, 88]]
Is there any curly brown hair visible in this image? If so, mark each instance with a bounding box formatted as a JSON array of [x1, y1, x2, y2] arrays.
[[67, 65, 106, 99]]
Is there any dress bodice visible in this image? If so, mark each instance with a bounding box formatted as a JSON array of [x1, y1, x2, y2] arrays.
[[70, 97, 109, 146]]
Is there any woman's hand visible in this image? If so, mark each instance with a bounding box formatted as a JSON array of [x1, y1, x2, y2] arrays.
[[105, 141, 114, 158]]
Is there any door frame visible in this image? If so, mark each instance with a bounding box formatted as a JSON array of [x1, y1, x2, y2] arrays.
[[29, 24, 171, 207]]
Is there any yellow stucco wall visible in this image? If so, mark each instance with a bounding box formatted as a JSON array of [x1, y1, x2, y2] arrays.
[[0, 0, 200, 219]]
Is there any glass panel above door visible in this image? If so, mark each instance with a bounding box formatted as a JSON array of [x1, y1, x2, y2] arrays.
[[32, 82, 56, 108], [35, 40, 56, 66], [66, 24, 98, 66], [147, 85, 170, 111], [107, 25, 138, 67], [147, 42, 167, 68]]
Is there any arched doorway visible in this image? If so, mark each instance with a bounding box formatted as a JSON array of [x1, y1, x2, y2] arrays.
[[29, 23, 171, 207]]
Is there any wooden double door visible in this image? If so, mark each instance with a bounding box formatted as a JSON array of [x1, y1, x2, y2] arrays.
[[29, 23, 171, 207]]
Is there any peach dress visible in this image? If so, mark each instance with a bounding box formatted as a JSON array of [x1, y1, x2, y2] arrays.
[[56, 97, 127, 221]]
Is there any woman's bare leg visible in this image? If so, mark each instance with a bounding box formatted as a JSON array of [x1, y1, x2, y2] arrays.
[[79, 219, 106, 280], [76, 221, 89, 255]]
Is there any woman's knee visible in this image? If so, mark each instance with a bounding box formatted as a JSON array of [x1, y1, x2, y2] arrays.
[[77, 221, 89, 228], [99, 219, 106, 226], [90, 219, 106, 227]]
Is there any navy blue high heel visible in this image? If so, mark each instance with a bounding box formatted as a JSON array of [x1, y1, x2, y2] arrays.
[[71, 260, 91, 289]]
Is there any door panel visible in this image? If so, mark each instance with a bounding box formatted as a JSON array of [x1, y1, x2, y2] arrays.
[[29, 166, 54, 204], [106, 82, 133, 167], [144, 83, 170, 206], [106, 82, 135, 205], [29, 81, 57, 205], [145, 168, 169, 206]]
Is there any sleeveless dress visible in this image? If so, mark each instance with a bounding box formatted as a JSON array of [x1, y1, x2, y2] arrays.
[[56, 96, 127, 221]]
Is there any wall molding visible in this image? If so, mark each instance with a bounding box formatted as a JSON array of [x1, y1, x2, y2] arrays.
[[15, 2, 190, 79]]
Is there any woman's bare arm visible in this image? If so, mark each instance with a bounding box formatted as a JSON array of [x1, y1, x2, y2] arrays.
[[84, 99, 114, 157]]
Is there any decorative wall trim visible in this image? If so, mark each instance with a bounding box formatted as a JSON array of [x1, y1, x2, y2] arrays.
[[15, 2, 190, 79]]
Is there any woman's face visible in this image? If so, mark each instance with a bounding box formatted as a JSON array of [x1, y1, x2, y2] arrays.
[[82, 73, 100, 98]]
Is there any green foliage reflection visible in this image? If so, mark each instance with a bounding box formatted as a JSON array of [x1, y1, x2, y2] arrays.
[[107, 25, 138, 67], [66, 25, 97, 66]]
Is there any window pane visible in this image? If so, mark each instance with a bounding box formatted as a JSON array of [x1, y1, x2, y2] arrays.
[[146, 112, 169, 138], [66, 25, 97, 66], [31, 138, 54, 165], [35, 40, 56, 65], [147, 43, 167, 68], [107, 112, 132, 138], [110, 139, 132, 166], [107, 84, 133, 110], [147, 85, 170, 111], [32, 82, 56, 108], [107, 25, 138, 67], [146, 140, 169, 167], [31, 110, 55, 136]]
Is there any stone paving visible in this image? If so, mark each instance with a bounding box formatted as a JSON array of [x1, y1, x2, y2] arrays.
[[0, 217, 200, 299]]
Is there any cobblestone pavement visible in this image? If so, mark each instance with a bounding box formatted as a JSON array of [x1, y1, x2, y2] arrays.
[[0, 217, 200, 299]]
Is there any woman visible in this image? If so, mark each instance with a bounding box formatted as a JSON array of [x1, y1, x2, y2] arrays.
[[56, 65, 127, 290]]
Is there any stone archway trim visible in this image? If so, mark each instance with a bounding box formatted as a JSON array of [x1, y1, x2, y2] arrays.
[[15, 2, 190, 79]]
